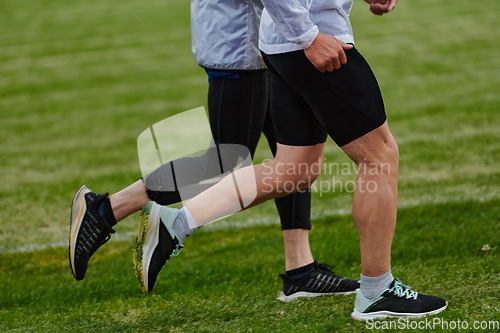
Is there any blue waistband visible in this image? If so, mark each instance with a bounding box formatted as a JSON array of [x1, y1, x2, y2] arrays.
[[205, 69, 240, 82]]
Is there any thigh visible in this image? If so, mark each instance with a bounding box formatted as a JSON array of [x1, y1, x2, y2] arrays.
[[207, 70, 269, 158], [264, 48, 387, 147], [267, 69, 328, 146]]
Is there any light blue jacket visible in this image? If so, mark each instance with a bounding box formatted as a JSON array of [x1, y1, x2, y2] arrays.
[[191, 0, 267, 71]]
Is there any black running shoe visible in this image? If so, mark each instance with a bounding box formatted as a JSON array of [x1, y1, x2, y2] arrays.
[[277, 263, 360, 302], [133, 201, 183, 293], [69, 185, 115, 280], [351, 278, 447, 320]]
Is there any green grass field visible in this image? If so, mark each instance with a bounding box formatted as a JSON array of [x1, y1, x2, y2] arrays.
[[1, 0, 499, 331]]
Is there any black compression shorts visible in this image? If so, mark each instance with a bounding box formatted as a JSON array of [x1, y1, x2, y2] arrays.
[[262, 47, 387, 147]]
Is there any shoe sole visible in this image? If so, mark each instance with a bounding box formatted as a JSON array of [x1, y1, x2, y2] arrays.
[[69, 185, 90, 280], [277, 290, 356, 302], [133, 202, 161, 293], [351, 301, 448, 321]]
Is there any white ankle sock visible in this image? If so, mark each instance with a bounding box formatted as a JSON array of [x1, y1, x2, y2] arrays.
[[360, 269, 394, 300], [171, 206, 198, 243]]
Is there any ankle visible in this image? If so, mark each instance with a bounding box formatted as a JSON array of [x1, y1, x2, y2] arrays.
[[286, 261, 316, 281], [98, 197, 117, 228], [360, 269, 394, 300]]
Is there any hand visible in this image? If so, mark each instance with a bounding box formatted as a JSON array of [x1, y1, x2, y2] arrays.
[[364, 0, 397, 15], [304, 32, 353, 73]]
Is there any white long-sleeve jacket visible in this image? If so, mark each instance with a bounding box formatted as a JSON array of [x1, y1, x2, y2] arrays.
[[259, 0, 355, 55]]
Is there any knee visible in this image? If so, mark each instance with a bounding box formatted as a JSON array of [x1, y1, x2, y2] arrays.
[[291, 163, 322, 190], [275, 160, 322, 191], [384, 138, 399, 167], [271, 143, 325, 192], [358, 138, 399, 177]]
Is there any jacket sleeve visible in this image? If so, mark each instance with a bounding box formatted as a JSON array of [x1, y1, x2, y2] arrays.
[[260, 0, 319, 49]]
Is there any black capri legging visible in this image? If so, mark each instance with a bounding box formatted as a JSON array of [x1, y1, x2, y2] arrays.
[[143, 70, 313, 230]]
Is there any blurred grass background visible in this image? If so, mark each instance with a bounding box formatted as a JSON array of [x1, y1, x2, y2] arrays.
[[0, 0, 499, 331]]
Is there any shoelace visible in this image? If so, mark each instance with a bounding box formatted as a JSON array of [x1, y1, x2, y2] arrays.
[[390, 278, 418, 300], [102, 234, 111, 245], [171, 243, 184, 257], [99, 226, 116, 245]]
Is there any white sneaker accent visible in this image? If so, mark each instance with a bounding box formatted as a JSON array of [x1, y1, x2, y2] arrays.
[[69, 185, 90, 277]]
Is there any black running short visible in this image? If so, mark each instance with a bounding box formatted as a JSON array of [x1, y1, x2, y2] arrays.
[[262, 47, 386, 147]]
